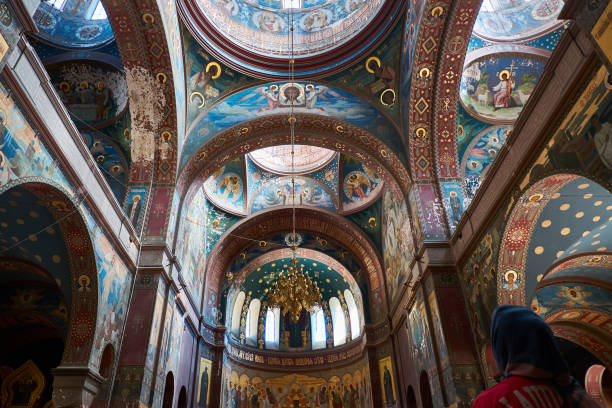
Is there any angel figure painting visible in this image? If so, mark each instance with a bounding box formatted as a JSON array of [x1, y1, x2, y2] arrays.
[[204, 159, 246, 214]]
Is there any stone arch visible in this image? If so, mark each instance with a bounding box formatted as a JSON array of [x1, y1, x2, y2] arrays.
[[496, 173, 612, 305], [162, 371, 175, 408], [419, 370, 433, 408], [0, 178, 101, 406], [202, 207, 388, 327]]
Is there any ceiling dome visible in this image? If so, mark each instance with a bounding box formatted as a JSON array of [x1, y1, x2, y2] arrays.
[[178, 0, 404, 77], [473, 0, 565, 42], [249, 145, 335, 174]]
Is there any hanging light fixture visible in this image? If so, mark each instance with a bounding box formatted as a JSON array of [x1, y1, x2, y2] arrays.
[[267, 10, 322, 323]]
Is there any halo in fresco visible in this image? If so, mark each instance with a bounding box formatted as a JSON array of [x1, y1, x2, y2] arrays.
[[193, 0, 385, 57], [249, 145, 336, 175], [473, 0, 565, 42], [459, 53, 547, 123]]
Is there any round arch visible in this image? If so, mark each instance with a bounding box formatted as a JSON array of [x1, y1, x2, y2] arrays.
[[177, 113, 410, 208], [0, 179, 99, 369], [202, 206, 388, 325]]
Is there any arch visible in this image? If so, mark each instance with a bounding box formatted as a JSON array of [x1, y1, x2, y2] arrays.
[[419, 370, 433, 408], [496, 173, 607, 305], [311, 307, 326, 350], [230, 291, 246, 337], [162, 371, 174, 408], [344, 289, 360, 340], [202, 207, 387, 325], [0, 180, 99, 369], [99, 344, 115, 379], [244, 298, 261, 345], [329, 297, 347, 347], [177, 386, 187, 408], [176, 113, 410, 210], [406, 385, 417, 408]]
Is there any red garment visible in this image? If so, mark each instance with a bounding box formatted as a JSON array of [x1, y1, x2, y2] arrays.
[[473, 376, 564, 408]]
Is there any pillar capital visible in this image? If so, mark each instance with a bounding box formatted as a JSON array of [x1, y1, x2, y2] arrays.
[[52, 366, 104, 408]]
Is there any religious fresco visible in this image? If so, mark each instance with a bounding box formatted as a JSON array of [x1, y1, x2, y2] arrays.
[[461, 125, 512, 201], [382, 189, 414, 305], [534, 284, 612, 315], [33, 0, 114, 48], [459, 54, 547, 123], [249, 145, 336, 175], [145, 289, 165, 371], [326, 21, 403, 117], [220, 354, 373, 407], [47, 61, 128, 127], [80, 131, 128, 203], [440, 181, 466, 233], [193, 0, 385, 57], [249, 176, 336, 214], [345, 197, 383, 254], [541, 254, 612, 284], [176, 186, 207, 307], [123, 187, 147, 232], [181, 82, 404, 169], [467, 24, 568, 54], [0, 1, 25, 69], [197, 357, 213, 408], [183, 27, 256, 133], [204, 199, 240, 256], [166, 189, 181, 247], [204, 157, 246, 215], [340, 154, 383, 213], [472, 0, 565, 42], [378, 356, 397, 407]]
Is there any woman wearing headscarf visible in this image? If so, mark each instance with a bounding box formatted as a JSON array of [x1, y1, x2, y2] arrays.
[[473, 305, 598, 408]]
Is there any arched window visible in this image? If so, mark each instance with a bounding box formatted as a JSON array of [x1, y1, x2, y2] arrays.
[[344, 289, 360, 340], [264, 307, 280, 349], [230, 291, 245, 337], [310, 308, 326, 350], [244, 299, 261, 345], [329, 297, 346, 347]]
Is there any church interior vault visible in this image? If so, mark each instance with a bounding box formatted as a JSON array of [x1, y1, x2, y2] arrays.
[[0, 0, 611, 407]]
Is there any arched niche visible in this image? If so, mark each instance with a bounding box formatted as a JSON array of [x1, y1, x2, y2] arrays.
[[202, 207, 388, 327]]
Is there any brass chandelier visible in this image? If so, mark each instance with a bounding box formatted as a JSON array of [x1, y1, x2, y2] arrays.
[[266, 11, 323, 323]]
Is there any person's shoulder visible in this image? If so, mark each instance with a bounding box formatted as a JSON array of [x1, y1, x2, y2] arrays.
[[473, 377, 526, 407]]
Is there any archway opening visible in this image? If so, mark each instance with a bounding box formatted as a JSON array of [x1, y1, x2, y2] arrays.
[[419, 370, 433, 408], [99, 344, 115, 379], [406, 385, 417, 408], [162, 372, 174, 408], [177, 386, 187, 408]]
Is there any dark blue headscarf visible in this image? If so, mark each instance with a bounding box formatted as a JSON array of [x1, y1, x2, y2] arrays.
[[491, 305, 569, 378]]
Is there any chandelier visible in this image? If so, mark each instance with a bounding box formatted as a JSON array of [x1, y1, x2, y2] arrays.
[[266, 11, 323, 323]]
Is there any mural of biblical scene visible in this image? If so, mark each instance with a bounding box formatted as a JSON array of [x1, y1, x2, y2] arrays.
[[91, 222, 132, 369], [220, 355, 373, 407], [249, 176, 336, 214], [246, 155, 279, 196], [472, 0, 565, 42], [327, 22, 403, 115], [249, 145, 336, 175], [304, 154, 339, 194], [456, 104, 491, 158], [157, 296, 184, 378], [340, 154, 383, 213], [378, 356, 397, 407], [180, 82, 403, 169], [541, 254, 612, 285], [81, 131, 128, 201], [33, 0, 114, 48], [183, 28, 256, 130], [176, 186, 207, 306], [166, 189, 181, 247], [0, 1, 25, 69], [345, 197, 383, 254], [204, 157, 246, 215], [459, 54, 547, 123], [461, 126, 512, 201], [145, 289, 165, 370], [124, 186, 147, 231], [47, 61, 128, 127], [401, 0, 426, 101], [382, 190, 415, 305], [197, 357, 213, 408], [193, 0, 385, 57], [441, 182, 466, 232], [533, 284, 612, 315], [204, 199, 240, 256]]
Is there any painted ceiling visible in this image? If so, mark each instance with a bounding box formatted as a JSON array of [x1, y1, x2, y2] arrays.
[[524, 177, 612, 298], [0, 186, 72, 305], [454, 1, 569, 212], [203, 151, 383, 216], [33, 0, 114, 49]]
